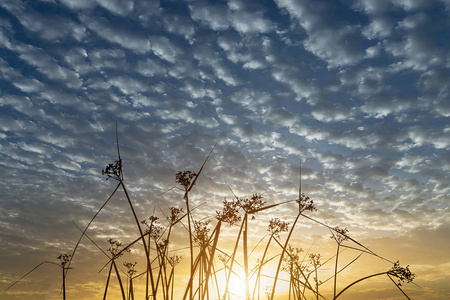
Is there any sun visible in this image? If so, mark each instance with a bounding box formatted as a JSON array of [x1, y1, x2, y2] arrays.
[[228, 274, 248, 299]]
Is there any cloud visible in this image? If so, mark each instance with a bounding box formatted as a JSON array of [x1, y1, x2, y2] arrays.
[[85, 17, 151, 54], [275, 0, 366, 67], [60, 0, 135, 15], [1, 1, 449, 298], [4, 5, 86, 42], [189, 0, 274, 34], [385, 11, 447, 71], [0, 30, 83, 89], [162, 11, 196, 40]]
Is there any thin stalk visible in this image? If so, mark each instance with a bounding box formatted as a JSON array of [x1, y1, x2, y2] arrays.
[[333, 244, 340, 299], [120, 181, 155, 297], [223, 217, 245, 300], [103, 263, 113, 300], [243, 214, 249, 300], [387, 274, 411, 300], [62, 265, 66, 300], [201, 221, 221, 300], [334, 272, 387, 299], [251, 234, 273, 300], [146, 233, 151, 299], [184, 191, 194, 300], [112, 261, 126, 300], [270, 213, 301, 300], [314, 267, 319, 300], [185, 144, 216, 299], [210, 261, 221, 300], [169, 268, 174, 300], [67, 182, 121, 275]]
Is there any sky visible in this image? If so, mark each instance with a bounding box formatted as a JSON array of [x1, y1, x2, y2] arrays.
[[0, 0, 449, 299]]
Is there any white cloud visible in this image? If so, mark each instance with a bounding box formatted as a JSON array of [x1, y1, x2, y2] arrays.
[[16, 44, 82, 89], [86, 18, 151, 54], [189, 1, 274, 34], [149, 36, 182, 63], [162, 12, 196, 40], [385, 13, 444, 71], [275, 0, 366, 67]]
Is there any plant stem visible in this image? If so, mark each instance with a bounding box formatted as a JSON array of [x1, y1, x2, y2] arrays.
[[333, 244, 340, 299], [334, 272, 387, 299], [243, 214, 249, 300], [270, 213, 300, 300]]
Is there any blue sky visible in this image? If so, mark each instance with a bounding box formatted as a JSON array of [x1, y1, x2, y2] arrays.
[[0, 0, 449, 299]]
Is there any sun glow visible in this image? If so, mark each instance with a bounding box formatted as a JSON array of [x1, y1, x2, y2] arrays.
[[228, 275, 247, 299]]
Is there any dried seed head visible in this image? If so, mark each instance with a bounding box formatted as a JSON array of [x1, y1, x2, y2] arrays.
[[175, 171, 197, 189], [216, 199, 241, 225]]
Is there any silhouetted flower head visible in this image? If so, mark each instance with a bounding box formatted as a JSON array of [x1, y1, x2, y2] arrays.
[[102, 159, 122, 180], [175, 170, 197, 190], [388, 261, 415, 286], [107, 238, 129, 258], [238, 194, 265, 219], [157, 238, 169, 252], [282, 245, 304, 276], [168, 255, 182, 267], [296, 193, 316, 213], [216, 199, 241, 225], [331, 226, 349, 244], [141, 216, 163, 240], [57, 254, 71, 267], [193, 219, 211, 248], [123, 261, 137, 276], [267, 218, 289, 239], [167, 206, 184, 224]]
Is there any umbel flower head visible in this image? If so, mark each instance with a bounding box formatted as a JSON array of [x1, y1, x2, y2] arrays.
[[216, 199, 241, 225], [175, 170, 197, 190], [297, 193, 316, 213], [267, 218, 289, 239], [238, 194, 265, 219], [102, 159, 122, 180], [388, 261, 415, 286], [57, 254, 71, 267]]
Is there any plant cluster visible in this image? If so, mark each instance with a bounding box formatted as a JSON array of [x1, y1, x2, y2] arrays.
[[6, 143, 416, 300]]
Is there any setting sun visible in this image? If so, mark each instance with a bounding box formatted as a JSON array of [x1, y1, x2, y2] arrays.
[[228, 274, 247, 299]]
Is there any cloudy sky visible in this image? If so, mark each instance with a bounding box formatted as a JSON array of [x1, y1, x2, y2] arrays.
[[0, 0, 449, 299]]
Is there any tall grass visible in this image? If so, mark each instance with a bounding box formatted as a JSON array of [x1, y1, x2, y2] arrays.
[[5, 141, 416, 300]]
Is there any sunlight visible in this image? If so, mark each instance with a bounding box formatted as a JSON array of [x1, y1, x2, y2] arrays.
[[228, 274, 247, 299]]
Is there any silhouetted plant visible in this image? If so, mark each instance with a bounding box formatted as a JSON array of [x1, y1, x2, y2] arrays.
[[216, 199, 241, 225], [176, 171, 197, 190], [107, 238, 129, 258], [271, 192, 317, 300], [267, 218, 289, 239], [57, 254, 71, 300], [252, 218, 289, 299], [309, 253, 322, 300], [103, 238, 128, 300], [102, 159, 122, 181], [330, 226, 349, 298], [7, 137, 417, 300], [334, 261, 415, 300], [282, 245, 307, 300], [297, 193, 316, 213], [124, 261, 137, 300], [389, 261, 415, 286], [237, 194, 265, 219], [167, 206, 184, 225]]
